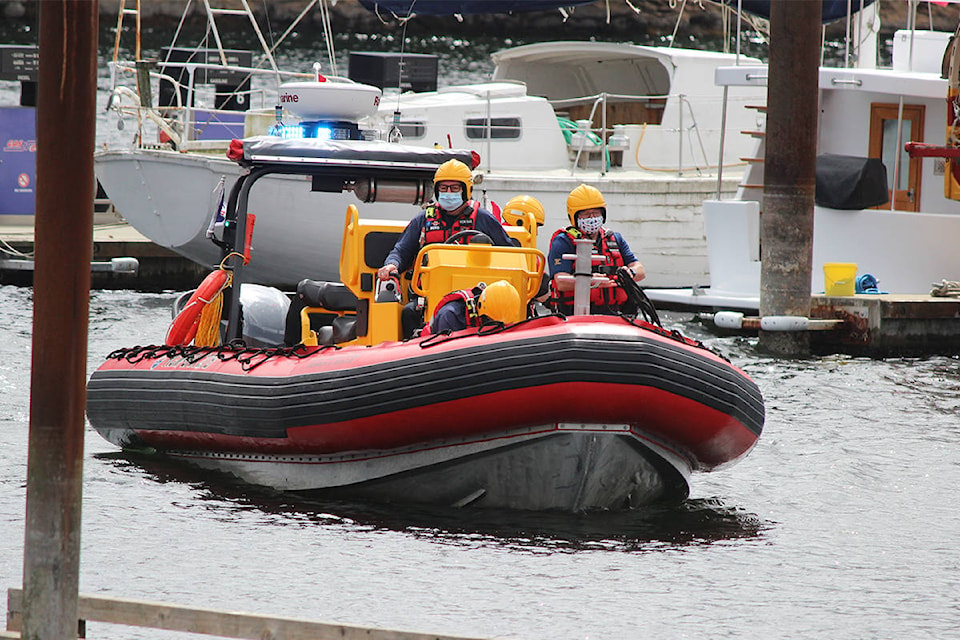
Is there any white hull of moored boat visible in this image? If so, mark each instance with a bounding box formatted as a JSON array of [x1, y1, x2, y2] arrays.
[[649, 199, 960, 311], [96, 147, 742, 288], [95, 148, 423, 284]]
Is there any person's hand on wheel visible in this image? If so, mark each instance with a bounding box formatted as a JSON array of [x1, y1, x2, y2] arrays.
[[378, 264, 398, 281]]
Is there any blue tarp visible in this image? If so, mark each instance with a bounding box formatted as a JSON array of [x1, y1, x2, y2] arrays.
[[720, 0, 879, 25], [358, 1, 595, 16]]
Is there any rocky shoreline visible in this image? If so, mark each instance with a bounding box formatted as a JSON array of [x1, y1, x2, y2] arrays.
[[1, 0, 956, 41]]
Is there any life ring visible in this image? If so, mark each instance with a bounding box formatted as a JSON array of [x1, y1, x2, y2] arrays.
[[165, 270, 230, 346]]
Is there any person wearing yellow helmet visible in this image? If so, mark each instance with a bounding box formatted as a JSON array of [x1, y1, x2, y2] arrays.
[[501, 194, 552, 305], [501, 195, 545, 230], [425, 280, 523, 335], [377, 159, 513, 283], [548, 183, 645, 315], [376, 158, 514, 338]]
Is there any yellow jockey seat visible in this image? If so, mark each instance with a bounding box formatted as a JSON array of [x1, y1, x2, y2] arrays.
[[411, 242, 544, 324], [299, 204, 546, 347]]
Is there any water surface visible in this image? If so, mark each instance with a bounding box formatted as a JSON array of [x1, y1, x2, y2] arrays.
[[0, 18, 957, 639], [2, 286, 958, 639]]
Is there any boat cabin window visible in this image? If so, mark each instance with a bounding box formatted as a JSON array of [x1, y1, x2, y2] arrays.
[[465, 117, 522, 140], [398, 121, 426, 139], [565, 98, 666, 127]]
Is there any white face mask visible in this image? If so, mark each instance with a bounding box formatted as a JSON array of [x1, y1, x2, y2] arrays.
[[437, 192, 464, 211], [577, 215, 603, 235]]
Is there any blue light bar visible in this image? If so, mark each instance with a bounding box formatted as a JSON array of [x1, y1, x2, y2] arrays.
[[269, 123, 304, 139]]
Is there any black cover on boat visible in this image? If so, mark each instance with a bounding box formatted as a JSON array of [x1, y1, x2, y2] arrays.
[[296, 280, 358, 311], [240, 137, 473, 171], [815, 154, 888, 210]]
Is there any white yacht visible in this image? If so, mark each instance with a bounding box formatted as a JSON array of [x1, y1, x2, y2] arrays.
[[649, 12, 960, 311]]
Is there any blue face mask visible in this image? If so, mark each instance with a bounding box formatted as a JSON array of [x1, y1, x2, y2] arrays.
[[437, 192, 465, 211]]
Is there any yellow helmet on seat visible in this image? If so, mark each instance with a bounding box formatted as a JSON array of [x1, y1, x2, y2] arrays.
[[478, 280, 523, 324], [566, 183, 606, 226], [434, 159, 473, 199], [502, 195, 545, 228]]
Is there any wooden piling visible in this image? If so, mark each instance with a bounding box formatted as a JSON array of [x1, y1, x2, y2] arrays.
[[759, 0, 822, 356], [21, 3, 98, 640]]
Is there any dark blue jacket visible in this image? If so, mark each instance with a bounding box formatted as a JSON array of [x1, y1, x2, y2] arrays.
[[383, 204, 514, 273], [430, 299, 470, 333]]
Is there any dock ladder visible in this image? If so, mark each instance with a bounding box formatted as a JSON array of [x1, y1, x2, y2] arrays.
[[738, 103, 767, 201]]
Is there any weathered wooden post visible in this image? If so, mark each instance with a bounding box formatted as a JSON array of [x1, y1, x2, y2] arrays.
[[21, 2, 98, 639], [759, 0, 822, 356]]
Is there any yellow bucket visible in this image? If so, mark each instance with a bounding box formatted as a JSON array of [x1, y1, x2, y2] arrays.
[[823, 262, 857, 296]]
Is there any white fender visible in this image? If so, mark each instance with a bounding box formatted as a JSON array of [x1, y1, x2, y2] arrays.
[[760, 315, 810, 332], [713, 311, 744, 330]]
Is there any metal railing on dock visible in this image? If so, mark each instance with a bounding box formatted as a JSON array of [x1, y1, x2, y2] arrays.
[[6, 587, 495, 640]]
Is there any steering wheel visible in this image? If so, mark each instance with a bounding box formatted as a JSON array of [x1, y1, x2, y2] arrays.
[[445, 230, 492, 245]]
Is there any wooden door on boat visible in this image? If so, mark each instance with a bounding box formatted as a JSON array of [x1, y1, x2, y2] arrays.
[[868, 103, 925, 212]]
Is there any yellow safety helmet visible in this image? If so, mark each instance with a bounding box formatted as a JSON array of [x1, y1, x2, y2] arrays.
[[434, 159, 473, 199], [566, 183, 606, 226], [478, 280, 523, 324], [502, 195, 545, 228]]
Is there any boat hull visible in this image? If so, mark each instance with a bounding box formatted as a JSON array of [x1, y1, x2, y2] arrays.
[[87, 317, 764, 511], [647, 199, 960, 311], [93, 148, 422, 285], [94, 148, 739, 288], [160, 428, 691, 511]]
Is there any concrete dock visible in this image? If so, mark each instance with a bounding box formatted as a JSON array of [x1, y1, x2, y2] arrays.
[[0, 220, 208, 291], [808, 293, 960, 357], [701, 293, 960, 357]]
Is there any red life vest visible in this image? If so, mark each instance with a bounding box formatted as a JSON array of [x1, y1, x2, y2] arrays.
[[421, 287, 482, 336], [420, 202, 481, 246], [549, 226, 628, 313]]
